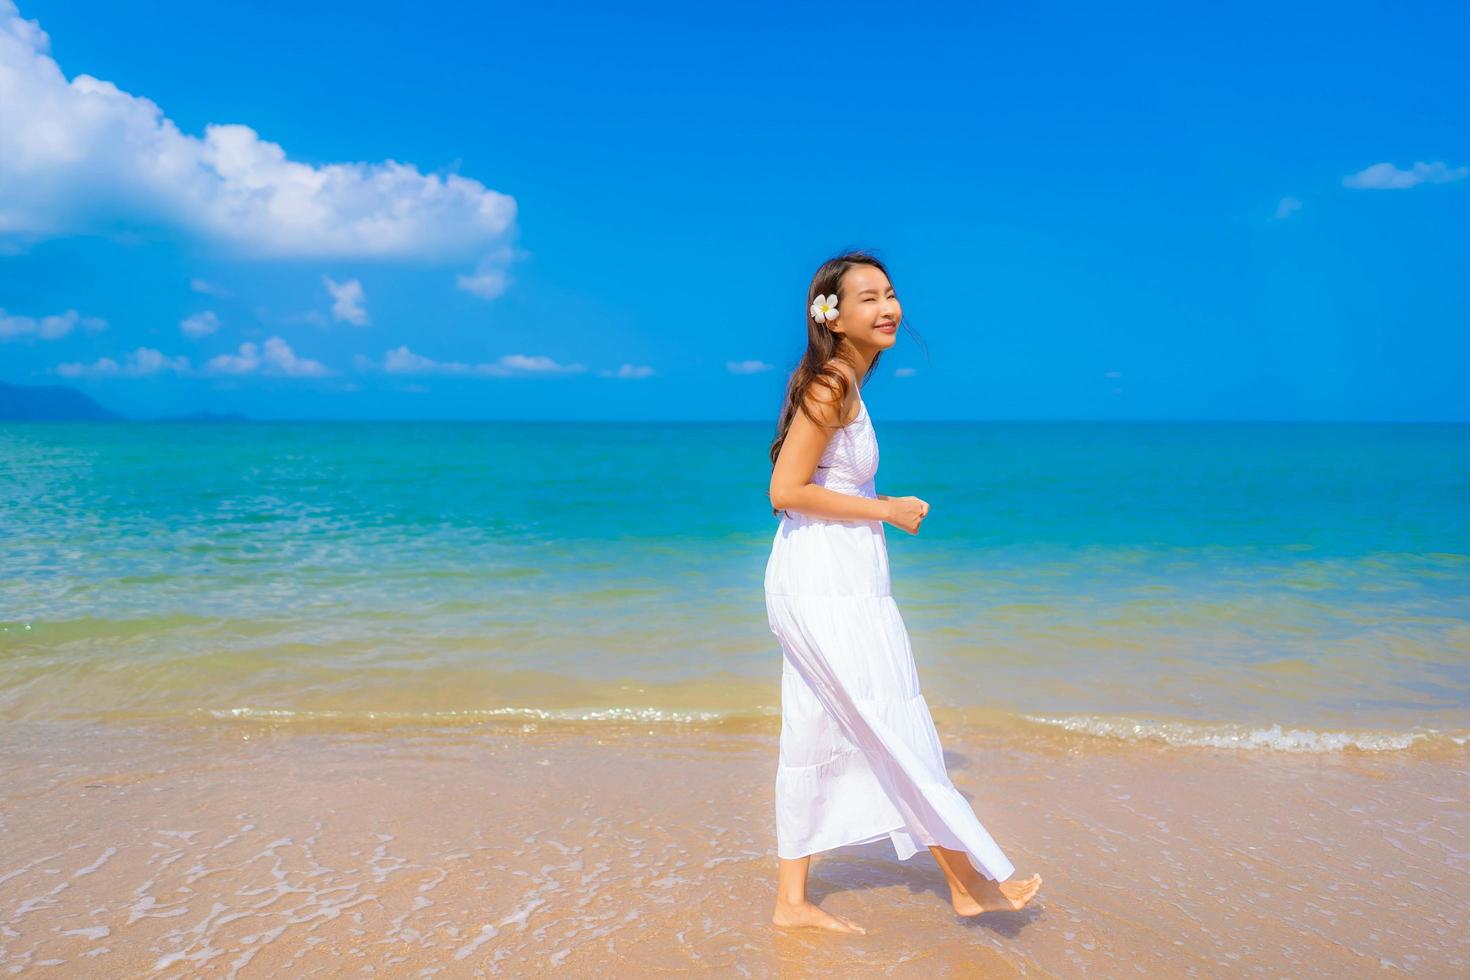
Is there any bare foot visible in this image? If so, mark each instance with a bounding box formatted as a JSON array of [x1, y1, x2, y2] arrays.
[[950, 872, 1043, 917], [771, 900, 867, 934]]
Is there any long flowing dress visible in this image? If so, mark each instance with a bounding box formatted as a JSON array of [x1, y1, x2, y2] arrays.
[[764, 392, 1016, 881]]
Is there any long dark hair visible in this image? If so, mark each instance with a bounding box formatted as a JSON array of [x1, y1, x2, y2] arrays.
[[767, 250, 919, 517]]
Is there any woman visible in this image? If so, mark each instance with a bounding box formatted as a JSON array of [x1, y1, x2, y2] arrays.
[[765, 251, 1042, 934]]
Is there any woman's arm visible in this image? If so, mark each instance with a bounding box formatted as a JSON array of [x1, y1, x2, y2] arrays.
[[769, 384, 891, 524]]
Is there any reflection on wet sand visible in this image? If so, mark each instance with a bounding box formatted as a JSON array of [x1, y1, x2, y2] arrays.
[[1, 721, 1463, 976]]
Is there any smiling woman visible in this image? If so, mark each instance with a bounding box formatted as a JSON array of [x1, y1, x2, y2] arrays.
[[768, 254, 906, 516], [762, 250, 1042, 934]]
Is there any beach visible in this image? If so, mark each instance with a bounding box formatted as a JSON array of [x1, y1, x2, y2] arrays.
[[2, 418, 1468, 974], [2, 717, 1465, 976]]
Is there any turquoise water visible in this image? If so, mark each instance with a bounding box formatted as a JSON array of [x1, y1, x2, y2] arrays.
[[2, 419, 1467, 753]]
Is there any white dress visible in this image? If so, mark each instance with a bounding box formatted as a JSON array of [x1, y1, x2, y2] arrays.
[[764, 392, 1016, 881]]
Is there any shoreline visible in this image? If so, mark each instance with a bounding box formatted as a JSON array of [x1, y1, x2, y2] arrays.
[[2, 720, 1464, 975], [13, 702, 1466, 760]]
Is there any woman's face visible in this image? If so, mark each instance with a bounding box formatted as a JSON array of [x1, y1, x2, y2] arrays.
[[830, 265, 901, 352]]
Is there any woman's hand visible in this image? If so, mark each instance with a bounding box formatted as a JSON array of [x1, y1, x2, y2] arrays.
[[882, 495, 930, 535]]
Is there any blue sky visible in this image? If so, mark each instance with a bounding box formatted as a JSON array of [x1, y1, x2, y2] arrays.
[[0, 0, 1466, 421]]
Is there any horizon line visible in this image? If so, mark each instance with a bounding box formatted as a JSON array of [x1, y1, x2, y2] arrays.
[[7, 416, 1470, 425]]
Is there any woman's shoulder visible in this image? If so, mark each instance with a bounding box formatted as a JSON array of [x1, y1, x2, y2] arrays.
[[813, 358, 861, 426]]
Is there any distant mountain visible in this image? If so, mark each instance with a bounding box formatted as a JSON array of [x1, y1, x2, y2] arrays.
[[0, 380, 126, 421]]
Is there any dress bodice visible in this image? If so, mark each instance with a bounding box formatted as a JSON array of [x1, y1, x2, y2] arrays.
[[765, 393, 889, 595], [810, 396, 879, 498]]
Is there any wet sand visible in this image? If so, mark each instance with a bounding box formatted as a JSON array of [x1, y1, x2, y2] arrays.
[[1, 720, 1465, 977]]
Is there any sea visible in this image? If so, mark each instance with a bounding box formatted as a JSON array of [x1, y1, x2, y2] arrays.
[[3, 417, 1468, 756]]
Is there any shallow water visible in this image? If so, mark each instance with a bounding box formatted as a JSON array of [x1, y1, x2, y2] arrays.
[[2, 418, 1468, 755]]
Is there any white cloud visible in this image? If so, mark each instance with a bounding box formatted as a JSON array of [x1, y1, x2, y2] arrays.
[[205, 336, 332, 377], [893, 367, 917, 377], [600, 363, 656, 379], [456, 244, 523, 299], [324, 276, 368, 325], [203, 348, 257, 375], [0, 1, 518, 281], [52, 335, 329, 379], [0, 306, 106, 341], [190, 278, 228, 297], [727, 359, 774, 374], [180, 310, 220, 338], [457, 265, 508, 299], [55, 346, 189, 378], [1273, 196, 1302, 219], [499, 354, 582, 374], [382, 346, 439, 373], [1342, 161, 1468, 190], [362, 345, 586, 377]]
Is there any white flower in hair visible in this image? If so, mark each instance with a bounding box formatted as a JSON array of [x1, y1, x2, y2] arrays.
[[810, 294, 839, 323]]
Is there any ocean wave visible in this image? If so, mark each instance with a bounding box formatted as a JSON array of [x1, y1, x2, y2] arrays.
[[1017, 712, 1469, 754], [187, 706, 1470, 756], [189, 704, 782, 732]]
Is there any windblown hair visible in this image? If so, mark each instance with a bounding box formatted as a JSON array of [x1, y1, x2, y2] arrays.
[[768, 250, 916, 517]]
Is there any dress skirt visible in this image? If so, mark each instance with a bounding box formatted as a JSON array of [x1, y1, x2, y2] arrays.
[[764, 507, 1016, 882]]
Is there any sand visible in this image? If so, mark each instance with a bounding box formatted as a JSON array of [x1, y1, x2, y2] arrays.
[[1, 719, 1465, 977]]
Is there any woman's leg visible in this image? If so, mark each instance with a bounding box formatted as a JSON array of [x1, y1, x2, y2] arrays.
[[771, 855, 867, 934], [929, 845, 1043, 916]]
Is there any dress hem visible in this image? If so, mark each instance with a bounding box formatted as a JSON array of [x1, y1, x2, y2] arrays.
[[776, 822, 911, 862], [777, 825, 1012, 882]]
